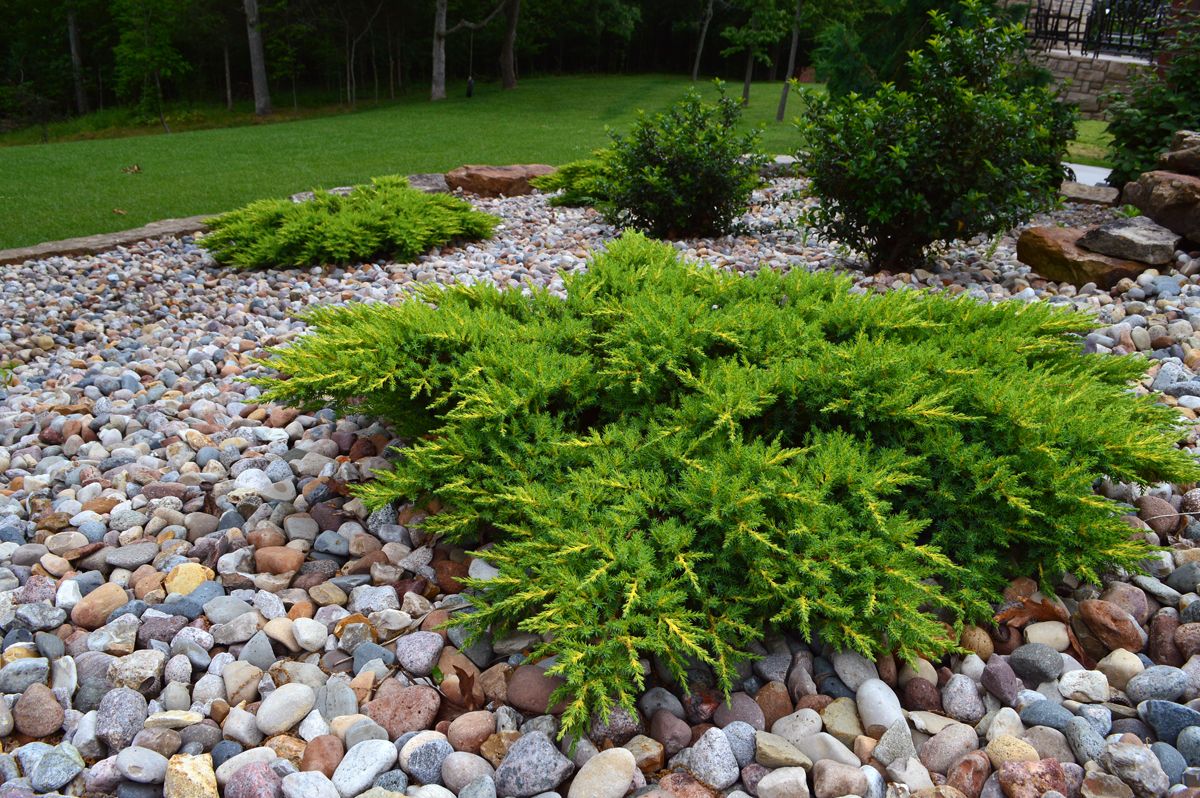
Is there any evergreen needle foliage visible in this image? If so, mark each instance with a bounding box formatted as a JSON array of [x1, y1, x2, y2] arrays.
[[201, 175, 497, 269], [530, 154, 613, 208], [255, 232, 1198, 738]]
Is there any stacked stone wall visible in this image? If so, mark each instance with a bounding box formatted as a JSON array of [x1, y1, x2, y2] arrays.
[[1032, 50, 1147, 118]]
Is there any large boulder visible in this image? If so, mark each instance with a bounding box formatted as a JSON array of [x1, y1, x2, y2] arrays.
[[1077, 216, 1182, 265], [1123, 170, 1200, 242], [1016, 226, 1152, 288], [445, 164, 556, 197], [1158, 131, 1200, 178]]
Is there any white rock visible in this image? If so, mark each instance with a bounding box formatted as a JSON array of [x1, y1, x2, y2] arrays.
[[332, 739, 397, 798], [256, 682, 316, 735], [292, 618, 329, 652], [856, 678, 905, 733], [1058, 669, 1109, 703], [281, 771, 340, 798], [757, 766, 811, 798]]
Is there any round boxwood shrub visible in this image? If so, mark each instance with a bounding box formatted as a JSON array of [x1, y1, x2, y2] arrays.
[[256, 232, 1196, 737]]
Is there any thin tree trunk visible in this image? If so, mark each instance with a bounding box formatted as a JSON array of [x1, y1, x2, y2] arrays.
[[67, 6, 88, 115], [432, 0, 447, 101], [386, 14, 395, 99], [155, 70, 170, 133], [776, 0, 802, 122], [500, 0, 520, 89], [224, 44, 234, 111], [97, 65, 103, 111], [243, 0, 272, 115], [345, 26, 353, 107], [692, 0, 714, 81], [371, 32, 379, 103], [742, 48, 754, 105]]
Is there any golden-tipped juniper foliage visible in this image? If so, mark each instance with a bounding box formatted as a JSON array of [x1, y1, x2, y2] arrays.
[[201, 175, 497, 270], [255, 232, 1199, 737]]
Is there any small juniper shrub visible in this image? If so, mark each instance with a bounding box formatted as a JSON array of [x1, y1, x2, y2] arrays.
[[530, 152, 613, 208], [1105, 6, 1200, 187], [600, 84, 765, 238], [798, 0, 1076, 271], [201, 175, 497, 269], [255, 232, 1198, 737]]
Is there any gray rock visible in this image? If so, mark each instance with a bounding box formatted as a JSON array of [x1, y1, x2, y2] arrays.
[[96, 687, 148, 751], [1100, 741, 1170, 798], [942, 674, 986, 725], [1009, 643, 1063, 685], [460, 777, 498, 798], [1065, 716, 1105, 764], [393, 632, 444, 677], [30, 744, 84, 792], [687, 726, 740, 790], [115, 746, 169, 784], [403, 736, 453, 785], [1127, 666, 1190, 704], [494, 731, 574, 797], [1078, 216, 1183, 265], [722, 721, 757, 769]]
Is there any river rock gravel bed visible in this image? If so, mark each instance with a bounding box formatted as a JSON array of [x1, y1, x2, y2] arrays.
[[4, 180, 1200, 798]]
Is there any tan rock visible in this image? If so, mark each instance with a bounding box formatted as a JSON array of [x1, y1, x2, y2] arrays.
[[70, 581, 129, 629], [1017, 227, 1151, 289], [1124, 170, 1200, 241], [165, 563, 213, 595], [985, 734, 1040, 769], [165, 754, 219, 798], [445, 164, 556, 197]]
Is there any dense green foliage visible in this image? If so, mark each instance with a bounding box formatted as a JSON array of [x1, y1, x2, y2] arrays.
[[201, 176, 496, 269], [602, 86, 764, 238], [799, 1, 1075, 271], [530, 154, 613, 208], [1105, 8, 1200, 187], [255, 231, 1197, 737], [811, 0, 1026, 97]]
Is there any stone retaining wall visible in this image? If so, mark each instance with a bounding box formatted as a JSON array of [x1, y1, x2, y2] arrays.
[[1031, 49, 1147, 118]]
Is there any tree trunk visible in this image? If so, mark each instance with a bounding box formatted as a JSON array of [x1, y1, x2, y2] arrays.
[[67, 6, 89, 115], [742, 49, 754, 105], [431, 0, 447, 101], [345, 26, 354, 108], [154, 70, 170, 133], [500, 0, 520, 89], [692, 0, 714, 82], [243, 0, 272, 115], [776, 0, 802, 122], [224, 44, 234, 111], [371, 32, 379, 103], [386, 14, 395, 99]]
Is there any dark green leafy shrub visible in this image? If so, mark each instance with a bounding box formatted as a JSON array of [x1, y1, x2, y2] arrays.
[[799, 0, 1076, 271], [1105, 8, 1200, 187], [530, 153, 613, 208], [255, 231, 1197, 737], [601, 86, 765, 238], [202, 176, 497, 270]]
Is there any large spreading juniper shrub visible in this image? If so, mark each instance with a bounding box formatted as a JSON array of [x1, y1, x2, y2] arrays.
[[201, 175, 497, 269], [798, 0, 1075, 272], [256, 232, 1197, 737]]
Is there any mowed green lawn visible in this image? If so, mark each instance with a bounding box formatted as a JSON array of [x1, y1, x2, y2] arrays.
[[0, 75, 818, 249], [0, 73, 1110, 250]]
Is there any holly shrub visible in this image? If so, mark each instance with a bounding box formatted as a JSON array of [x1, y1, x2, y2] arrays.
[[798, 0, 1075, 271], [255, 231, 1196, 738], [601, 85, 765, 239]]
